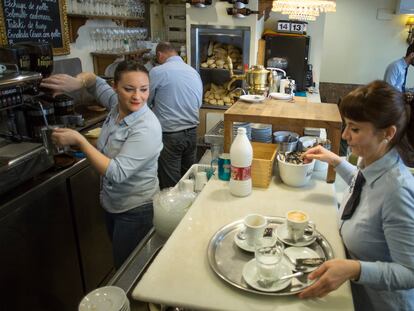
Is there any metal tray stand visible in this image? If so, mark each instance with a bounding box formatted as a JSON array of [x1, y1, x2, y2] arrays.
[[207, 216, 334, 296]]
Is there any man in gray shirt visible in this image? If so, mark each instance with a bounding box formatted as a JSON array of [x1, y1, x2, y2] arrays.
[[148, 42, 203, 188]]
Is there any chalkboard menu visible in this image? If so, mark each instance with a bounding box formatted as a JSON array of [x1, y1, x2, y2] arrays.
[[0, 0, 70, 55]]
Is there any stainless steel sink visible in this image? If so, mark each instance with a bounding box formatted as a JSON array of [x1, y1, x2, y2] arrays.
[[204, 120, 224, 145]]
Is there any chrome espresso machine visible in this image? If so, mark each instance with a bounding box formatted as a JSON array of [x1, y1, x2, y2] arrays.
[[0, 42, 84, 196]]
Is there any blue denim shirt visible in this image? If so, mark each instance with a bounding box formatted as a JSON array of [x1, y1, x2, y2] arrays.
[[89, 77, 163, 213], [336, 148, 414, 311], [384, 57, 408, 92], [148, 56, 203, 132]]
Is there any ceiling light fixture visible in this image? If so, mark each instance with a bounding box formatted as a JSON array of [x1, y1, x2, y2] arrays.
[[272, 0, 336, 21]]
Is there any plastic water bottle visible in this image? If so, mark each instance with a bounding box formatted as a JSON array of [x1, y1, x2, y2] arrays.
[[229, 127, 253, 197]]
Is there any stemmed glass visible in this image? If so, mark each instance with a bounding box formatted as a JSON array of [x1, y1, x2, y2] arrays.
[[68, 0, 143, 16], [89, 28, 98, 51], [89, 26, 149, 53], [94, 27, 104, 52]]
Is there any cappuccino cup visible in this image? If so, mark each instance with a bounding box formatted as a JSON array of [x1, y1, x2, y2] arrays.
[[242, 214, 267, 247], [286, 210, 315, 242]]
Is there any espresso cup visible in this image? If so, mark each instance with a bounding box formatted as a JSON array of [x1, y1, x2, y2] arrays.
[[286, 210, 315, 242], [243, 214, 267, 247]]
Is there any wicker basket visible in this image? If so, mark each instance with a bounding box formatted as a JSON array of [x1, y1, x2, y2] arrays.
[[251, 142, 277, 188]]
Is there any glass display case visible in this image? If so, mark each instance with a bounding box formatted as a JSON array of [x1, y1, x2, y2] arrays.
[[190, 25, 250, 94]]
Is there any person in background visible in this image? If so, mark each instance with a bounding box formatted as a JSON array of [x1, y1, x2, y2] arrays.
[[148, 41, 203, 189], [384, 43, 414, 92], [300, 80, 414, 310], [40, 61, 163, 269]]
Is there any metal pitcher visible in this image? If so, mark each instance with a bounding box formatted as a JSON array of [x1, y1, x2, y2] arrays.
[[245, 65, 270, 95], [267, 67, 286, 93], [227, 56, 271, 95]]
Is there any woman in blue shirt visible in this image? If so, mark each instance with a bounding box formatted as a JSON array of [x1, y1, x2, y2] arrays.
[[41, 62, 163, 268], [300, 80, 414, 310]]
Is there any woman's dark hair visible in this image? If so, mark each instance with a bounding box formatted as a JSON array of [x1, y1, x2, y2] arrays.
[[339, 80, 414, 165], [113, 60, 148, 84]]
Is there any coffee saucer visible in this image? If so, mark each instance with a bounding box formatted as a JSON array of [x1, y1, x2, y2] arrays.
[[240, 94, 266, 103], [276, 224, 316, 247], [284, 247, 321, 273], [242, 258, 292, 292], [269, 92, 292, 100], [234, 230, 278, 253]]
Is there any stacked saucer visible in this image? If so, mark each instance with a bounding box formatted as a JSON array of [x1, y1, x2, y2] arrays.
[[233, 122, 252, 140], [251, 123, 272, 143], [79, 286, 130, 311]]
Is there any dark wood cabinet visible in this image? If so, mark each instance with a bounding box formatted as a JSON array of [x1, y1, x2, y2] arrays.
[[69, 165, 114, 292], [0, 161, 116, 310], [0, 180, 84, 311]]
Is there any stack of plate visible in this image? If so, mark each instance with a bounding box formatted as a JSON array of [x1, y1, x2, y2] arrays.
[[251, 123, 272, 143], [233, 122, 252, 140], [304, 127, 322, 137], [79, 286, 130, 311]]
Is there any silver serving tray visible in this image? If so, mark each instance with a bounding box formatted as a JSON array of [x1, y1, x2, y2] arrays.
[[207, 216, 334, 296]]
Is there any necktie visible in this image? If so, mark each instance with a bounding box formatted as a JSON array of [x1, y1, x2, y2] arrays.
[[402, 66, 408, 92], [341, 171, 365, 220]]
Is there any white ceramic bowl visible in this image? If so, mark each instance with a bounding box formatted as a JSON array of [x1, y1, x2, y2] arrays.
[[277, 155, 315, 187], [79, 286, 127, 311]]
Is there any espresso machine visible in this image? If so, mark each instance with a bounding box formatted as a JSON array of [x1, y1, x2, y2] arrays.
[[0, 63, 53, 196], [0, 42, 84, 195]]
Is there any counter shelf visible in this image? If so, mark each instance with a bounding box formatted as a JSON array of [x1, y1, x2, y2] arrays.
[[201, 103, 230, 110], [208, 216, 334, 296]]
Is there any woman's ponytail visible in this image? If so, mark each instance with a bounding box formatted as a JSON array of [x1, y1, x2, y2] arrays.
[[397, 96, 414, 167]]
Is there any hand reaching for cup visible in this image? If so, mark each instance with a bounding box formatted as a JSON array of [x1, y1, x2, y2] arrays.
[[51, 128, 86, 148], [302, 145, 342, 167], [298, 259, 361, 299], [40, 74, 84, 96]]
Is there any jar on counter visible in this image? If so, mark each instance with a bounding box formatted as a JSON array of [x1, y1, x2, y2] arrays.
[[53, 94, 75, 116], [26, 104, 56, 140]]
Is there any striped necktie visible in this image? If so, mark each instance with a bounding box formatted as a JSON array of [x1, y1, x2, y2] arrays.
[[341, 171, 365, 220]]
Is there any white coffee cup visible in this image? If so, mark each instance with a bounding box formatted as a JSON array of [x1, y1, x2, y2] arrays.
[[243, 214, 267, 247], [195, 171, 208, 192], [286, 210, 315, 242], [0, 64, 6, 74]]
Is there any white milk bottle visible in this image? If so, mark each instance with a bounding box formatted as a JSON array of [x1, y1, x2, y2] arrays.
[[229, 127, 253, 197]]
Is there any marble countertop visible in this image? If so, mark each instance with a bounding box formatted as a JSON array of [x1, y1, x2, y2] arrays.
[[132, 172, 354, 310]]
